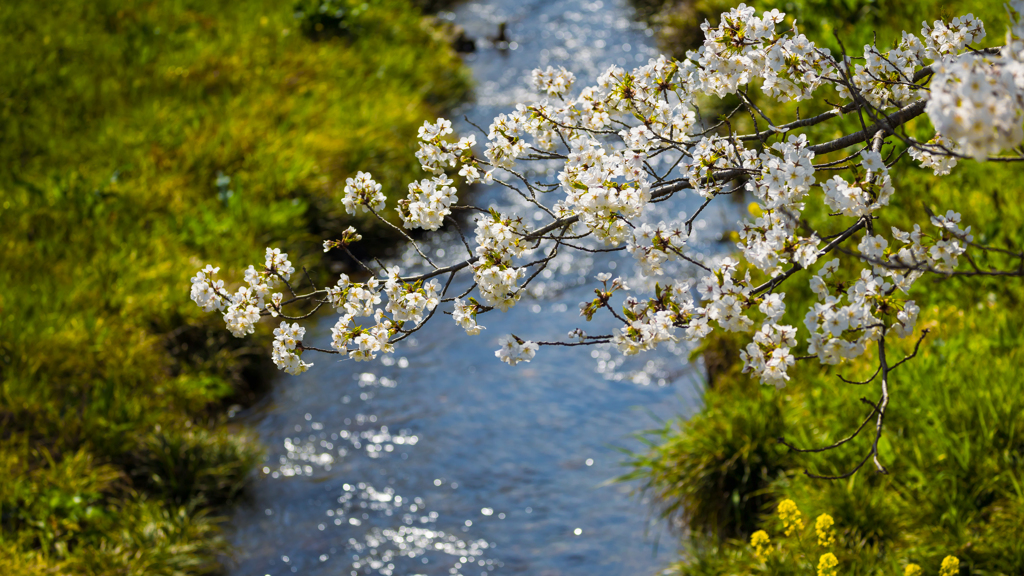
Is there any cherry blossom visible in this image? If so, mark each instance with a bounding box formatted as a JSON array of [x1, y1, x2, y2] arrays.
[[186, 2, 1024, 403]]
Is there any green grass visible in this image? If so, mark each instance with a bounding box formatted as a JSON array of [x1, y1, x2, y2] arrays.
[[0, 0, 467, 572], [624, 1, 1024, 574]]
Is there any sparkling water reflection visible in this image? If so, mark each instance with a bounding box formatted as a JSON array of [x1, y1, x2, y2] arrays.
[[227, 1, 732, 575]]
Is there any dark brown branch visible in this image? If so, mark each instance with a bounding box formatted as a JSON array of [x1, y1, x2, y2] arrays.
[[779, 396, 879, 454], [750, 217, 868, 297], [888, 329, 930, 372]]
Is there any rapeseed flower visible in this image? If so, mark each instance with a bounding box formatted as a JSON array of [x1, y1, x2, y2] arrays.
[[815, 513, 835, 547], [818, 552, 839, 576], [940, 556, 960, 576], [778, 498, 804, 537], [750, 530, 772, 561]]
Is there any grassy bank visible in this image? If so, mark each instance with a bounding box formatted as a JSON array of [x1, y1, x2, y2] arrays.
[[624, 1, 1024, 574], [0, 0, 467, 572]]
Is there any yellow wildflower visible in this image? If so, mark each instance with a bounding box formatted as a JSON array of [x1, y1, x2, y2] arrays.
[[778, 499, 805, 537], [905, 564, 923, 576], [817, 552, 839, 576], [750, 530, 772, 561], [815, 513, 835, 547], [939, 556, 960, 576]]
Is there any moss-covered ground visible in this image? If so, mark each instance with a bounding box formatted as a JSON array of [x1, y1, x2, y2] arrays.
[[0, 0, 467, 572]]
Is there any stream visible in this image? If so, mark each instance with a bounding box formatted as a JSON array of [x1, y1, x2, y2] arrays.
[[226, 1, 736, 574]]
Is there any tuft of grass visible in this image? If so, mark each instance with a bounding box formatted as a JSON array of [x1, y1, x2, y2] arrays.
[[625, 385, 792, 539]]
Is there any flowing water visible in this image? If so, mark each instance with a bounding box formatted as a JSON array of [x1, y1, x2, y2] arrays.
[[227, 1, 737, 574]]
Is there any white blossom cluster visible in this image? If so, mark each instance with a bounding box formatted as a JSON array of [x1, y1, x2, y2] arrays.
[[842, 33, 927, 107], [557, 137, 652, 244], [471, 211, 531, 311], [821, 150, 894, 217], [399, 174, 458, 231], [383, 268, 441, 325], [907, 134, 960, 175], [341, 171, 385, 216], [190, 248, 294, 338], [680, 137, 756, 199], [740, 322, 797, 388], [803, 260, 891, 365], [609, 278, 699, 355], [495, 335, 538, 366], [763, 33, 833, 102], [401, 118, 481, 230], [738, 135, 819, 276], [691, 5, 785, 98], [331, 311, 396, 363], [484, 111, 530, 169], [697, 258, 756, 333], [888, 210, 972, 276], [323, 267, 446, 362], [188, 3, 1024, 383], [922, 14, 986, 59], [601, 56, 698, 137], [531, 65, 576, 97], [452, 298, 484, 335], [415, 117, 476, 176], [190, 265, 226, 313], [471, 255, 526, 313], [273, 321, 312, 375], [627, 222, 691, 277], [838, 14, 983, 111], [927, 50, 1024, 160], [324, 275, 391, 362]]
